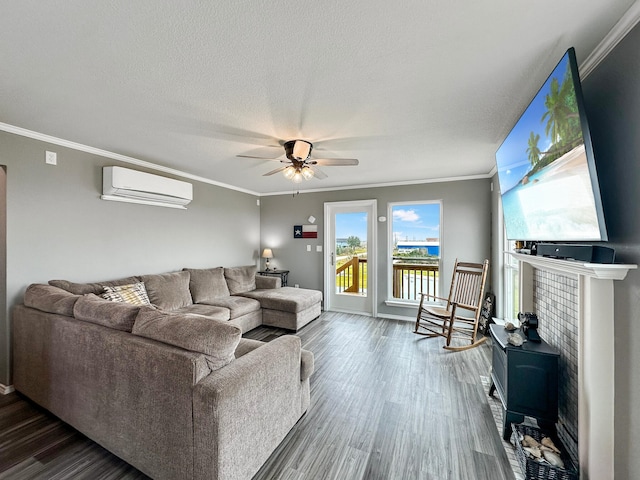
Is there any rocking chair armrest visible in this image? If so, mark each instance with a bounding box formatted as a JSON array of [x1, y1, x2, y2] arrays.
[[450, 301, 479, 312], [419, 293, 448, 303]]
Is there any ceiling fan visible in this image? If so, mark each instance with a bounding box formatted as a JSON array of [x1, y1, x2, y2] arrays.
[[238, 139, 359, 183]]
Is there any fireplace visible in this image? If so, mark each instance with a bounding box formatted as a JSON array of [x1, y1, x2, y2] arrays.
[[533, 269, 580, 465], [512, 252, 636, 479]]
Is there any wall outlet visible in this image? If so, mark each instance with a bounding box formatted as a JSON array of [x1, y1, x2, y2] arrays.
[[45, 151, 57, 165], [294, 284, 299, 288]]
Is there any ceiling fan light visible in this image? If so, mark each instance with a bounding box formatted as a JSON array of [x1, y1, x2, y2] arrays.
[[301, 167, 314, 180], [292, 171, 304, 183], [283, 166, 296, 180], [292, 140, 312, 160]]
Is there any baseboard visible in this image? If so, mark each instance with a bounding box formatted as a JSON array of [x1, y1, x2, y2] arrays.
[[376, 313, 415, 322], [328, 308, 373, 317], [0, 383, 15, 395]]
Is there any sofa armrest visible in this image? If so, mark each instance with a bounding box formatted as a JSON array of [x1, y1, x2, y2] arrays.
[[192, 335, 306, 480], [300, 348, 314, 381], [255, 274, 281, 289]]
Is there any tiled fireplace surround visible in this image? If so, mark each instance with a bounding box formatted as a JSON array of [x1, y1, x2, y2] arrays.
[[514, 252, 636, 479], [532, 269, 580, 465]]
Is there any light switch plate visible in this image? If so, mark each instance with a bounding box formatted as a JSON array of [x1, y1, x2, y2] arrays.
[[45, 151, 57, 165], [316, 245, 322, 252], [306, 245, 311, 252]]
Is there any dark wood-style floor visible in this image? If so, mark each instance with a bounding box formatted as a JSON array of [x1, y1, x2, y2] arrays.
[[0, 312, 515, 479]]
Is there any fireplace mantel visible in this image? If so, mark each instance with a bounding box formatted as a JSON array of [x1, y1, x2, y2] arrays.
[[508, 251, 636, 479], [509, 252, 636, 280]]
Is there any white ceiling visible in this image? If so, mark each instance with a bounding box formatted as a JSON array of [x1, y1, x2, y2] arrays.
[[1, 1, 637, 195]]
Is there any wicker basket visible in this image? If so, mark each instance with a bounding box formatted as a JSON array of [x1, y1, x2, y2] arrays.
[[512, 424, 578, 480]]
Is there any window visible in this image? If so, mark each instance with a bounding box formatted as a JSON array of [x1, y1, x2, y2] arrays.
[[499, 195, 520, 320], [388, 201, 441, 301], [503, 239, 520, 320]]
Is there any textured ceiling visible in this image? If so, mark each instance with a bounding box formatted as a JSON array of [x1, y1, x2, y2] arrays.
[[0, 1, 636, 194]]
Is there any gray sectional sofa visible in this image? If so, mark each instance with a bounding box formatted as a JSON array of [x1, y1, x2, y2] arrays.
[[11, 265, 322, 480]]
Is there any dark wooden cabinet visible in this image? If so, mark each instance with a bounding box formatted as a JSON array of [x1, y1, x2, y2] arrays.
[[489, 324, 559, 440]]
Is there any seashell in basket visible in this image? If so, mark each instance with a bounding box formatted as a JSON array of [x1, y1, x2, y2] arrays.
[[522, 434, 540, 448], [542, 449, 565, 468], [523, 446, 542, 459], [541, 436, 561, 454]]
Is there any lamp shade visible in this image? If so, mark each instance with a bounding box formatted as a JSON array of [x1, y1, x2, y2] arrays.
[[262, 248, 273, 259]]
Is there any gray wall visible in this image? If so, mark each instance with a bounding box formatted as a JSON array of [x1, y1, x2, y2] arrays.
[[579, 22, 640, 479], [0, 130, 260, 386], [490, 23, 640, 477], [260, 178, 492, 319]]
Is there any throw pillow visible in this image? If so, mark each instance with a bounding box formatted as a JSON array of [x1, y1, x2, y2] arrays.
[[101, 282, 152, 306], [141, 271, 193, 310], [132, 309, 241, 371], [224, 265, 257, 295]]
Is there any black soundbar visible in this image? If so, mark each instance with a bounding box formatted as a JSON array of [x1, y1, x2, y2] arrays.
[[536, 243, 615, 264]]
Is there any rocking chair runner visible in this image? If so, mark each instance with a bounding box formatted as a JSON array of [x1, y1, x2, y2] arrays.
[[414, 259, 490, 351]]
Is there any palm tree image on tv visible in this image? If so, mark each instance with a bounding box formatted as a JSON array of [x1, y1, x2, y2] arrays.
[[525, 66, 583, 177], [495, 49, 603, 241]]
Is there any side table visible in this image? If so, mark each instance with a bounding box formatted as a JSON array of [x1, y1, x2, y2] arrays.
[[257, 270, 289, 287]]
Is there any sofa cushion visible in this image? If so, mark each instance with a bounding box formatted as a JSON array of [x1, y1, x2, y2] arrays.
[[184, 267, 230, 303], [74, 293, 147, 332], [49, 276, 141, 295], [101, 282, 152, 306], [24, 284, 80, 316], [172, 304, 231, 321], [224, 265, 257, 295], [199, 296, 261, 319], [132, 309, 241, 371], [141, 271, 193, 311], [255, 275, 281, 289], [240, 287, 323, 313]]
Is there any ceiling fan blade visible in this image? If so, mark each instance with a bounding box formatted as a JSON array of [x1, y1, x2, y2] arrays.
[[237, 154, 283, 160], [310, 158, 359, 166], [310, 166, 328, 179], [236, 146, 283, 159], [263, 166, 288, 176]]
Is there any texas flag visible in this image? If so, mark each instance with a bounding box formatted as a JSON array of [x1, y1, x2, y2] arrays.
[[294, 225, 317, 238]]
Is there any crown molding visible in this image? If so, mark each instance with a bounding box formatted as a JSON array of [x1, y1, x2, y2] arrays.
[[580, 0, 640, 77], [0, 122, 260, 197], [2, 121, 493, 197], [259, 172, 494, 197]]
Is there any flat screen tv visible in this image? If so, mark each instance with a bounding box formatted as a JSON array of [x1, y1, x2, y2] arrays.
[[495, 47, 608, 242]]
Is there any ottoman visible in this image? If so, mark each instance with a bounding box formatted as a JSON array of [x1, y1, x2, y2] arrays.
[[240, 287, 323, 331]]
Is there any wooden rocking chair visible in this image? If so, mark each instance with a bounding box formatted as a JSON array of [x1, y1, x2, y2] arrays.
[[414, 259, 489, 351]]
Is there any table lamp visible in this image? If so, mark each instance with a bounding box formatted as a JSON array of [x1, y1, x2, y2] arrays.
[[262, 248, 273, 271]]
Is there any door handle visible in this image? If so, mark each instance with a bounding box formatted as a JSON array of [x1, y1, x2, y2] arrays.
[[331, 252, 334, 266]]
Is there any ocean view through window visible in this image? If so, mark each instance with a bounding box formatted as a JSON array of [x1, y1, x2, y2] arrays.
[[389, 201, 441, 301]]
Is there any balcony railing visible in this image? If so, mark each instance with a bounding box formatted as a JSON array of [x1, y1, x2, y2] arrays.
[[336, 256, 367, 294], [335, 256, 439, 300], [392, 261, 439, 300]]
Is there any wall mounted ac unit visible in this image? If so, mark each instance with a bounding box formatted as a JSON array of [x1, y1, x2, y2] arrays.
[[102, 166, 193, 209]]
